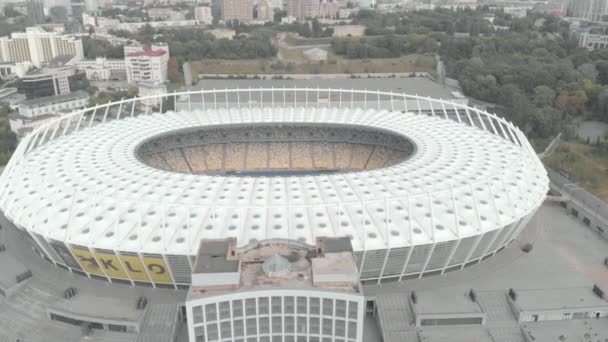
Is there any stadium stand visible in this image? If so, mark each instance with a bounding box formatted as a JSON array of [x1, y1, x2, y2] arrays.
[[137, 124, 413, 176]]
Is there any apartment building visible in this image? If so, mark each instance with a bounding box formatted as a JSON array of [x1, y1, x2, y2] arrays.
[[0, 27, 84, 67]]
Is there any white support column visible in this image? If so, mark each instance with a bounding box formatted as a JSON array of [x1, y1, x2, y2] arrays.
[[441, 186, 461, 273], [428, 97, 436, 117], [474, 107, 487, 131], [398, 195, 415, 281], [101, 103, 110, 124], [130, 100, 136, 118], [115, 98, 124, 121], [49, 120, 61, 141], [452, 102, 462, 124], [440, 101, 449, 120], [464, 106, 474, 127], [419, 193, 436, 277], [202, 89, 206, 111], [486, 113, 499, 135], [87, 104, 99, 128]]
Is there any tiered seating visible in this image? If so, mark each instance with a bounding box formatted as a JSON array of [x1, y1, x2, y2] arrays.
[[246, 143, 268, 170], [366, 146, 390, 169], [335, 143, 352, 169], [268, 142, 290, 169], [350, 144, 373, 169], [205, 144, 224, 170], [291, 142, 313, 169], [224, 143, 246, 170], [182, 146, 207, 172], [145, 154, 168, 170], [312, 142, 334, 169], [138, 125, 412, 174], [159, 150, 190, 173]]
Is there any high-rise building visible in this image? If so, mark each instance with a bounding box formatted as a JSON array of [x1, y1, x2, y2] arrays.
[[220, 0, 253, 22], [124, 44, 170, 84], [257, 0, 273, 21], [567, 0, 608, 22], [211, 0, 222, 22], [70, 0, 85, 21], [26, 0, 45, 26], [195, 6, 213, 24], [0, 27, 84, 67]]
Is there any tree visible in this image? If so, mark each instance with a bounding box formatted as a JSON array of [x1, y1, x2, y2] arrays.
[[597, 89, 608, 121], [578, 63, 598, 81], [555, 90, 587, 115], [168, 57, 182, 84], [49, 6, 68, 23], [311, 18, 322, 38], [3, 4, 22, 18], [533, 85, 556, 107], [596, 61, 608, 85]]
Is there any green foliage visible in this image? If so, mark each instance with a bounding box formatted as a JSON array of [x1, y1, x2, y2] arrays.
[[82, 37, 124, 59], [89, 87, 138, 106], [331, 34, 438, 59], [158, 28, 277, 64], [0, 106, 16, 165], [354, 8, 496, 36], [49, 6, 68, 23], [3, 4, 22, 18], [436, 11, 608, 139], [278, 20, 333, 38]]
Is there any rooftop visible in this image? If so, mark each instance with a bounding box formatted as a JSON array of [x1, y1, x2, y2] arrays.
[[189, 77, 465, 101], [190, 239, 360, 299], [412, 289, 483, 315], [192, 239, 239, 274], [127, 45, 167, 57], [511, 287, 608, 311], [19, 90, 88, 107]]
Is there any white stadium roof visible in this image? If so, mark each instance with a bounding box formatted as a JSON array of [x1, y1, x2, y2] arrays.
[[0, 92, 548, 256]]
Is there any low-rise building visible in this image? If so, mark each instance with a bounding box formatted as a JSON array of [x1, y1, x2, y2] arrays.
[[338, 8, 358, 19], [195, 6, 213, 24], [138, 81, 167, 107], [303, 47, 328, 62], [11, 90, 89, 137], [209, 28, 236, 40], [125, 44, 170, 84], [0, 61, 31, 80], [148, 8, 187, 21], [332, 25, 365, 37], [186, 237, 365, 342], [579, 32, 608, 50], [507, 287, 608, 323], [75, 57, 127, 81], [19, 63, 76, 99]]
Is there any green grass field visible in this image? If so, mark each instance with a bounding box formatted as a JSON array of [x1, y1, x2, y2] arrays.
[[544, 141, 608, 202]]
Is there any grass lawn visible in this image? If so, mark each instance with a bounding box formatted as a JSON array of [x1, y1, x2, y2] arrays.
[[190, 54, 435, 76], [544, 141, 608, 201]]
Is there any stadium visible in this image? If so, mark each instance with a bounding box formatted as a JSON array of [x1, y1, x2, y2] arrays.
[[0, 88, 549, 289]]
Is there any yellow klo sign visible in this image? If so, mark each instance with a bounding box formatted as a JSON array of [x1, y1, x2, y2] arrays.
[[70, 246, 173, 284]]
